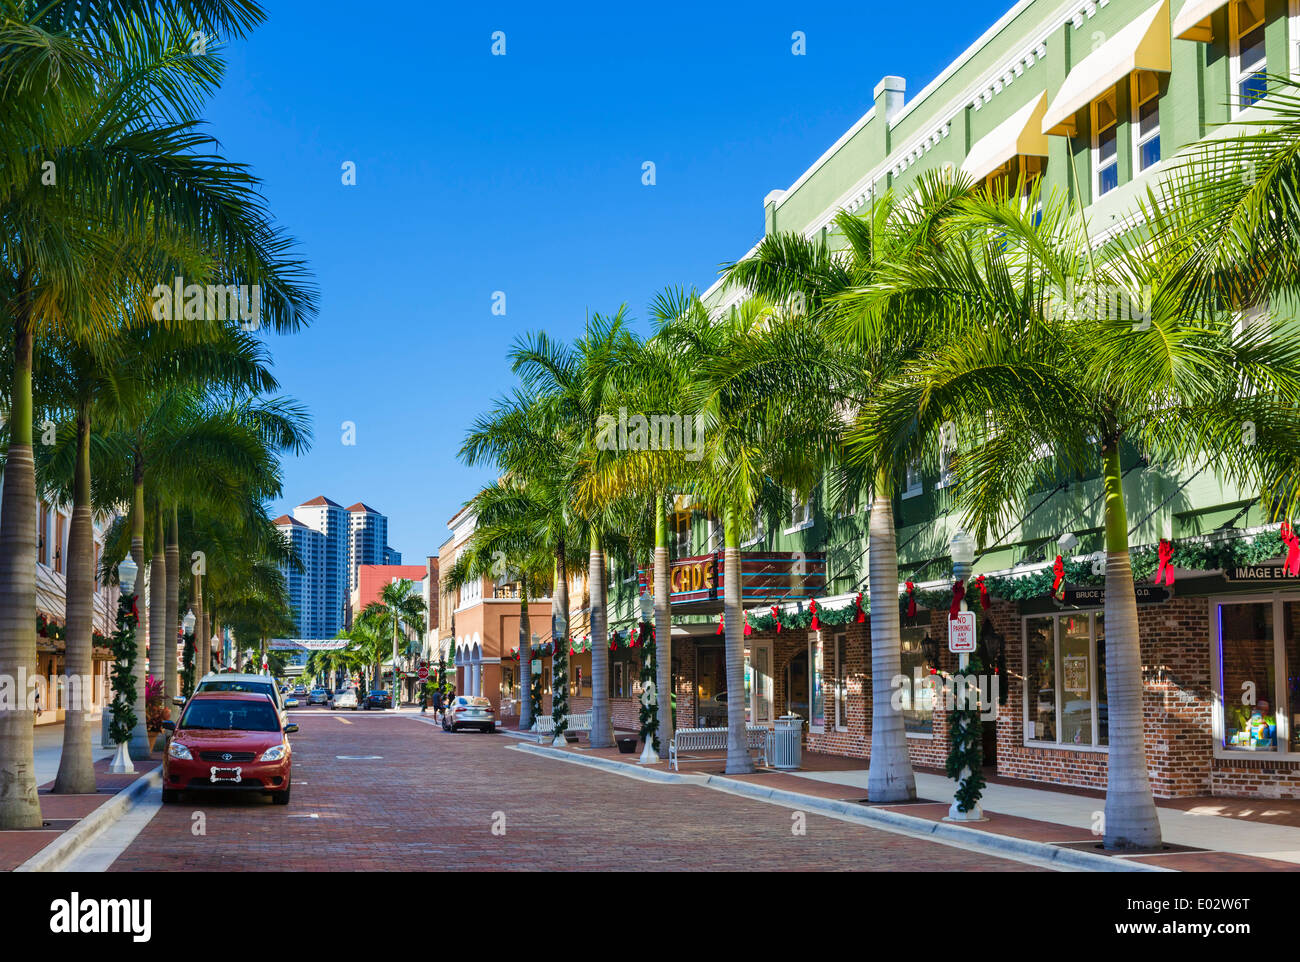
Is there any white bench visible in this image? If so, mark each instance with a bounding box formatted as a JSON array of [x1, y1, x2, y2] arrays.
[[669, 725, 770, 771], [533, 710, 593, 743]]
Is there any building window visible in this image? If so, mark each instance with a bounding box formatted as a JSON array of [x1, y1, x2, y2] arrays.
[[787, 489, 813, 532], [672, 512, 691, 556], [741, 506, 764, 547], [902, 462, 923, 500], [1132, 71, 1161, 172], [1093, 88, 1120, 197], [833, 631, 849, 730], [1212, 596, 1300, 755], [900, 625, 934, 734], [809, 631, 826, 731], [1233, 0, 1269, 111], [1023, 612, 1107, 748]]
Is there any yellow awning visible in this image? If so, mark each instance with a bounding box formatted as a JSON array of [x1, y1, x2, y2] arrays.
[[1172, 0, 1228, 42], [962, 92, 1049, 184], [1043, 0, 1172, 137]]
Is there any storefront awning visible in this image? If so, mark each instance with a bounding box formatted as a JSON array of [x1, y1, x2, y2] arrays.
[[1043, 0, 1171, 136], [962, 92, 1049, 184], [1172, 0, 1227, 42]]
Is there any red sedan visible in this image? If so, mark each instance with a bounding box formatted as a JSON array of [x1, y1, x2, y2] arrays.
[[161, 691, 297, 805]]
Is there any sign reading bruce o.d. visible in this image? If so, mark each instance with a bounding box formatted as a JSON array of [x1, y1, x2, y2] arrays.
[[1060, 584, 1171, 606]]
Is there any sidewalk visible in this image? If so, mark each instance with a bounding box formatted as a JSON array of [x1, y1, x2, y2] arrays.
[[2, 736, 160, 872], [504, 729, 1300, 871]]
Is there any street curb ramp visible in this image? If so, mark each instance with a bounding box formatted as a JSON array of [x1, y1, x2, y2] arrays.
[[15, 766, 162, 873]]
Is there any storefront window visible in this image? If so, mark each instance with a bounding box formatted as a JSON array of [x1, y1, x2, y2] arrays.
[[834, 632, 849, 730], [1287, 602, 1300, 752], [1060, 616, 1092, 746], [1096, 615, 1108, 746], [696, 644, 726, 728], [1025, 617, 1056, 742], [1220, 601, 1277, 751], [900, 625, 933, 734], [810, 633, 825, 730]]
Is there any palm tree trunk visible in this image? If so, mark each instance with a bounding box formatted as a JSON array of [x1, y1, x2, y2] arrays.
[[553, 548, 569, 722], [723, 504, 752, 774], [149, 502, 167, 731], [654, 496, 672, 746], [866, 470, 916, 802], [0, 305, 43, 827], [519, 578, 533, 730], [1101, 442, 1161, 849], [588, 532, 612, 747], [165, 506, 179, 701], [127, 472, 150, 758], [190, 572, 203, 697], [53, 409, 97, 794]]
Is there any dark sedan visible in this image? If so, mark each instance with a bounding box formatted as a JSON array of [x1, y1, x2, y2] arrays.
[[362, 689, 391, 710]]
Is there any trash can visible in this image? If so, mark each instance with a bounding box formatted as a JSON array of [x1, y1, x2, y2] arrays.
[[768, 714, 803, 770]]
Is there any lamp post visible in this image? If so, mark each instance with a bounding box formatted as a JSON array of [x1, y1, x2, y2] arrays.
[[109, 557, 139, 774], [181, 610, 195, 697], [947, 528, 984, 821], [637, 593, 659, 764], [551, 612, 567, 747]]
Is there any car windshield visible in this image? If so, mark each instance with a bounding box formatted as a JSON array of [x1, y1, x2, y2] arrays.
[[180, 699, 280, 732], [199, 680, 277, 703]]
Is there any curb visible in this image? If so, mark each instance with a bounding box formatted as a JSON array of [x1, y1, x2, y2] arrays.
[[511, 742, 700, 785], [513, 744, 1168, 872], [15, 766, 163, 873], [703, 775, 1170, 873]]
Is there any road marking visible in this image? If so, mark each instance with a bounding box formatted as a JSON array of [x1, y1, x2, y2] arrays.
[[335, 755, 383, 760], [287, 813, 320, 818], [336, 717, 353, 725]]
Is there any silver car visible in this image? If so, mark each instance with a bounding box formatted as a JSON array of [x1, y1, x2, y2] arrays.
[[307, 688, 330, 705], [173, 672, 298, 726], [329, 688, 359, 710]]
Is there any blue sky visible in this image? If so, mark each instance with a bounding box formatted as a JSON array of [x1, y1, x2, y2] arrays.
[[207, 0, 1012, 560]]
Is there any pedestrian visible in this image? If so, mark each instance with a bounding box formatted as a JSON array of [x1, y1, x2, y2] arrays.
[[431, 686, 444, 721]]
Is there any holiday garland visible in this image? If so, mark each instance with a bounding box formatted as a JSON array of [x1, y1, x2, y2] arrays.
[[530, 664, 543, 722], [108, 592, 139, 745], [637, 622, 659, 752], [551, 635, 569, 738], [945, 653, 986, 813], [180, 630, 196, 698]]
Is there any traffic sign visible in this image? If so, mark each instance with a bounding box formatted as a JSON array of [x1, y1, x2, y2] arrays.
[[417, 666, 429, 680], [948, 611, 977, 653]]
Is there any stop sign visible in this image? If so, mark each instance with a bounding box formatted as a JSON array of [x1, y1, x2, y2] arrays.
[[417, 666, 429, 680]]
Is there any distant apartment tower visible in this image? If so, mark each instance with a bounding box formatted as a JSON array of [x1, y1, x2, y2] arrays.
[[347, 502, 389, 589], [273, 515, 326, 637], [293, 495, 349, 636]]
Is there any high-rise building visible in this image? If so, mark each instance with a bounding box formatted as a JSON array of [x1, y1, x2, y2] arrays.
[[275, 496, 401, 639], [293, 495, 349, 637]]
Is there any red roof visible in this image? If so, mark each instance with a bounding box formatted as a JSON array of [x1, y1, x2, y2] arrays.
[[346, 502, 380, 513], [273, 515, 310, 528], [298, 495, 343, 508]]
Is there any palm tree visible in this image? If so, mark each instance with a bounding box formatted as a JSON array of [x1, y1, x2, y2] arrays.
[[852, 180, 1300, 849], [723, 174, 975, 799], [362, 580, 427, 703], [0, 1, 314, 828]]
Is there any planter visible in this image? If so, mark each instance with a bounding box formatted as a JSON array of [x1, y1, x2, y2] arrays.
[[615, 735, 638, 754]]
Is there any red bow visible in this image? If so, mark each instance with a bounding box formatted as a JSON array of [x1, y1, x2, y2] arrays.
[[949, 579, 965, 620], [905, 581, 916, 618], [770, 605, 781, 633], [853, 592, 866, 624], [1154, 538, 1176, 586], [809, 599, 820, 631], [743, 610, 752, 637], [716, 612, 724, 635], [130, 595, 139, 620], [1283, 523, 1300, 577], [975, 574, 990, 611], [1052, 555, 1066, 600]]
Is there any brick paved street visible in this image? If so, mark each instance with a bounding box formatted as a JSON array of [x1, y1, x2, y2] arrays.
[[107, 710, 1043, 871]]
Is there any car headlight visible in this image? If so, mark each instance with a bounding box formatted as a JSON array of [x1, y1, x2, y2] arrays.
[[168, 741, 192, 760], [260, 744, 288, 762]]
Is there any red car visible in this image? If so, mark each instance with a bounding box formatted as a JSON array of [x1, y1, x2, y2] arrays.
[[161, 691, 297, 805]]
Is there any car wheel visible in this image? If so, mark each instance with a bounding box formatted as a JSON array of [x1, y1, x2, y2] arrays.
[[161, 788, 180, 804], [450, 723, 458, 733], [272, 785, 290, 805], [487, 726, 496, 734]]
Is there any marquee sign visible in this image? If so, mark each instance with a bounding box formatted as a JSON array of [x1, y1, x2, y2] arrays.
[[637, 552, 826, 606], [1224, 564, 1300, 583]]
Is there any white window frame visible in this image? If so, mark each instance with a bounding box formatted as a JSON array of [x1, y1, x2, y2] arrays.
[[1232, 0, 1270, 116], [740, 507, 764, 548], [833, 630, 849, 731], [808, 630, 826, 733], [902, 462, 923, 500], [1092, 88, 1120, 198], [1210, 592, 1300, 759], [1021, 610, 1109, 752], [1131, 72, 1161, 174], [936, 443, 955, 490], [785, 489, 814, 534]]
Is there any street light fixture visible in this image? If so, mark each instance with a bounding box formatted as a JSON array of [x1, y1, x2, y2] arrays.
[[637, 593, 659, 765], [946, 528, 983, 821], [637, 593, 653, 624], [118, 555, 138, 595], [182, 610, 196, 633]]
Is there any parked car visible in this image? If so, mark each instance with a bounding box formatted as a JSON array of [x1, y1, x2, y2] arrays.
[[161, 691, 296, 805], [174, 672, 296, 725], [308, 688, 330, 705], [442, 695, 495, 733], [362, 690, 391, 710], [293, 685, 307, 697], [329, 688, 358, 710]]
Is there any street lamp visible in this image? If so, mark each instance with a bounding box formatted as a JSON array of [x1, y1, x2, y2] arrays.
[[946, 528, 983, 821], [109, 557, 139, 774], [637, 594, 659, 764], [183, 610, 195, 633]]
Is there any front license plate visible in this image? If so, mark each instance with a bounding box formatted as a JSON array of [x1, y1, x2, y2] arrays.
[[210, 767, 242, 783]]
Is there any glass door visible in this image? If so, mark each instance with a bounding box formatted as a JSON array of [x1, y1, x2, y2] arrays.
[[747, 641, 773, 726]]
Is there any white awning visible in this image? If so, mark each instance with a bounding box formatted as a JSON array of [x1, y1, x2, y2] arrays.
[[1043, 0, 1172, 136], [1172, 0, 1228, 42], [961, 92, 1049, 183]]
